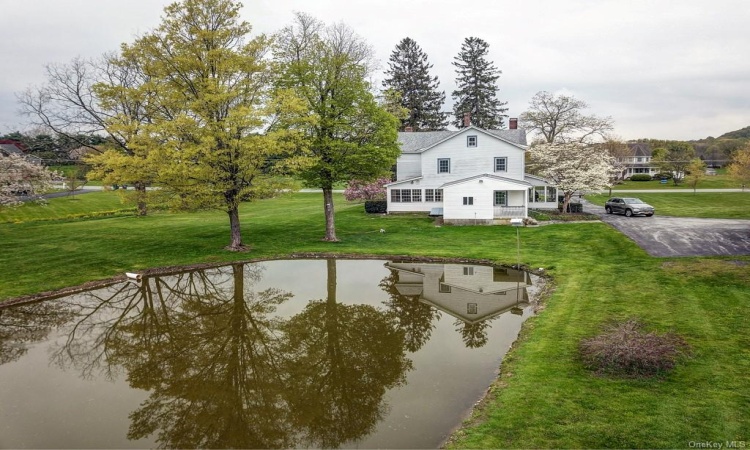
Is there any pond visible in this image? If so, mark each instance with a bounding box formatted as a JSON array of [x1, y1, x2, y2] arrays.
[[0, 258, 539, 449]]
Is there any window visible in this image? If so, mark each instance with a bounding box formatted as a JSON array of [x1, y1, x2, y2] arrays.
[[463, 266, 474, 275], [494, 157, 507, 172], [439, 283, 451, 293], [494, 191, 507, 206], [467, 303, 478, 314], [463, 196, 473, 205], [467, 135, 478, 147], [390, 189, 421, 202], [425, 189, 444, 202], [438, 158, 450, 173]]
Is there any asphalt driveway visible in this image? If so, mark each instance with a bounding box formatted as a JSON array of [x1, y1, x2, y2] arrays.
[[582, 201, 750, 257]]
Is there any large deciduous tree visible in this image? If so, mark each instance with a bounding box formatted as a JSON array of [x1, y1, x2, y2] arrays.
[[99, 0, 291, 251], [528, 142, 615, 214], [382, 37, 447, 131], [651, 142, 696, 186], [520, 91, 613, 144], [451, 37, 507, 129], [274, 13, 400, 242], [18, 55, 155, 215]]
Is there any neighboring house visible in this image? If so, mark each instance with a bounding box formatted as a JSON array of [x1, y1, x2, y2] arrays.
[[385, 119, 557, 224], [68, 145, 103, 160], [619, 143, 659, 179], [385, 261, 531, 324], [0, 140, 28, 157], [0, 139, 42, 165]]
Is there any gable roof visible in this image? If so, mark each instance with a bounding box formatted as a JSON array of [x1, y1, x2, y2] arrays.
[[398, 126, 527, 154], [440, 173, 533, 189], [0, 140, 27, 156]]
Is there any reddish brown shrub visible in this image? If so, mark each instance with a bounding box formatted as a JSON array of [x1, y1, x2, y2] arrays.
[[580, 320, 690, 378]]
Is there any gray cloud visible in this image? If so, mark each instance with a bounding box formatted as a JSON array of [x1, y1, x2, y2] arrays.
[[1, 0, 747, 140]]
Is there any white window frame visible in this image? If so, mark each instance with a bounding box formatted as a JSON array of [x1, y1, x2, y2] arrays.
[[391, 189, 420, 203], [494, 157, 507, 172], [463, 196, 474, 206], [467, 135, 478, 147], [494, 190, 508, 206], [438, 158, 450, 174]]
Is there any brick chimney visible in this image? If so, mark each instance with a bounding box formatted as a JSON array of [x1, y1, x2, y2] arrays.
[[463, 112, 471, 127], [404, 126, 413, 132], [509, 118, 518, 129]]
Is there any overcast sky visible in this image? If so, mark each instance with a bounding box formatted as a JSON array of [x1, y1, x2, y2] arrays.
[[2, 0, 748, 141]]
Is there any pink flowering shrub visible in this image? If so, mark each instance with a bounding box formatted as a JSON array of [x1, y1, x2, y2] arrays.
[[344, 177, 389, 202]]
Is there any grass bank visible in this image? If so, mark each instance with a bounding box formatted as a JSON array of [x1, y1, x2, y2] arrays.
[[1, 192, 748, 448]]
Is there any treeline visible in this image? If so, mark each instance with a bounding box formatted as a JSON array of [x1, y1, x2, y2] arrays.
[[0, 131, 108, 163]]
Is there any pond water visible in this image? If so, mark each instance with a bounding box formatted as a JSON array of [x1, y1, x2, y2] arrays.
[[0, 259, 538, 449]]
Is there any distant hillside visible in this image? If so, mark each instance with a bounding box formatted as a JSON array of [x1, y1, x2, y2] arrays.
[[718, 126, 750, 140]]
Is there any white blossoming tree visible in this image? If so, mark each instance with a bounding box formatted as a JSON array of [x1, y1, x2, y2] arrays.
[[528, 142, 615, 214], [0, 154, 58, 207]]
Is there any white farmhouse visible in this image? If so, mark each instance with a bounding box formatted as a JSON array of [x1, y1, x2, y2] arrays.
[[385, 120, 557, 224]]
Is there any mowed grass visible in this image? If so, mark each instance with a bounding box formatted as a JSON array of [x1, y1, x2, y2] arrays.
[[0, 191, 135, 223], [586, 192, 750, 219], [1, 192, 749, 448], [612, 173, 744, 190]]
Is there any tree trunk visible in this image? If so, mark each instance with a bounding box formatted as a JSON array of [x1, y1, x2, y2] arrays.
[[322, 188, 339, 242], [134, 182, 148, 216], [560, 193, 573, 215], [226, 203, 247, 252]]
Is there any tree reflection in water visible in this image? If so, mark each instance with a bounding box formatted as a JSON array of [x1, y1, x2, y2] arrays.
[[379, 268, 442, 352], [0, 300, 75, 366], [282, 259, 413, 448], [51, 260, 412, 448]]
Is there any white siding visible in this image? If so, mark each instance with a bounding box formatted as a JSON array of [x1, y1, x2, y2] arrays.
[[442, 177, 528, 220], [387, 127, 536, 220], [396, 154, 421, 181], [418, 129, 525, 186]]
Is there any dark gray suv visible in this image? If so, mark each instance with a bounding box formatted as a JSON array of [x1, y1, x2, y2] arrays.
[[605, 197, 655, 217]]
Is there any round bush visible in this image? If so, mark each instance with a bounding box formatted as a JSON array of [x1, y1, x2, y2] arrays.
[[629, 174, 653, 181], [579, 320, 690, 378]]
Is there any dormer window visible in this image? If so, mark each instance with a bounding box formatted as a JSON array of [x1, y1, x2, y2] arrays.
[[467, 135, 478, 147]]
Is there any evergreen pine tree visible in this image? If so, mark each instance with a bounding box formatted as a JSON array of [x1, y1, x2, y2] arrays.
[[451, 37, 508, 129], [382, 37, 448, 131]]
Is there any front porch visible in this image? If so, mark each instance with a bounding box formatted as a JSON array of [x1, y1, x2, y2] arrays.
[[493, 206, 526, 219]]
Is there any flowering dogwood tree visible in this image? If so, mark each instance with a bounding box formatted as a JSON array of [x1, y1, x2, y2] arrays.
[[0, 154, 57, 207], [344, 177, 390, 202], [528, 142, 615, 214]]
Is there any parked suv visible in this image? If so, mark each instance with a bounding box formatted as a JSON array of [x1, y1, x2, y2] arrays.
[[605, 197, 655, 217]]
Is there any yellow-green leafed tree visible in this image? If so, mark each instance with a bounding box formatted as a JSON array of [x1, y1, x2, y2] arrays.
[[728, 142, 750, 189], [685, 158, 707, 194], [97, 0, 293, 251]]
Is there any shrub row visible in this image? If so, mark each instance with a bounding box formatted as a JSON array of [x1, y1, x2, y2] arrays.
[[364, 200, 387, 214]]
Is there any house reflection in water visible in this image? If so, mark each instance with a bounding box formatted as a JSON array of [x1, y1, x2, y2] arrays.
[[385, 262, 532, 325]]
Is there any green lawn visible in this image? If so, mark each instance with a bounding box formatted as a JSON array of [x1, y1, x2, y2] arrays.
[[0, 191, 137, 224], [586, 192, 750, 219], [612, 173, 744, 190], [1, 192, 748, 448]]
